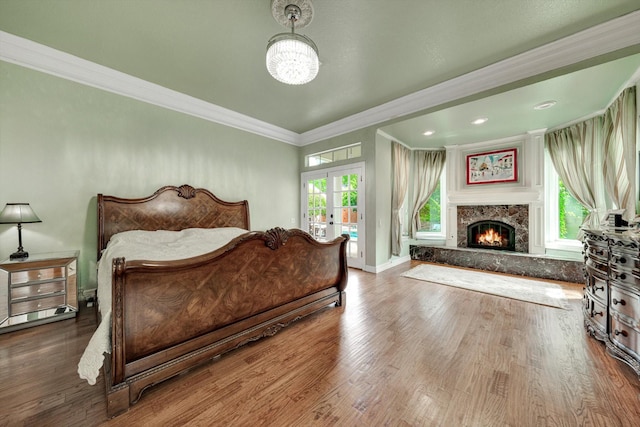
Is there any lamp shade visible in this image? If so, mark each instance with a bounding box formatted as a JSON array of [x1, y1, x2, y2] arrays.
[[266, 32, 319, 85], [0, 203, 42, 224]]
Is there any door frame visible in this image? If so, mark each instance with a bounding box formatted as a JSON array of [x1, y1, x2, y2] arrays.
[[301, 162, 365, 269]]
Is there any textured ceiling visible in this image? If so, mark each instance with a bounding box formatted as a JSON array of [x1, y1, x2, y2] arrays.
[[1, 0, 640, 147]]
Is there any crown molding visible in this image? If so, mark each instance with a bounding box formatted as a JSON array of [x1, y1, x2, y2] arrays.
[[0, 30, 301, 145], [299, 10, 640, 145], [1, 9, 639, 148]]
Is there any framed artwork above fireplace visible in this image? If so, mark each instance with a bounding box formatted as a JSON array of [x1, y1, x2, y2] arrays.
[[466, 148, 518, 185]]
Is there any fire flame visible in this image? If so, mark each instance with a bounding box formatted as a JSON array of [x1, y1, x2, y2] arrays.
[[477, 228, 507, 246]]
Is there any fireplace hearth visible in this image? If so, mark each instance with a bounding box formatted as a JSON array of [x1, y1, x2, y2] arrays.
[[467, 220, 516, 251]]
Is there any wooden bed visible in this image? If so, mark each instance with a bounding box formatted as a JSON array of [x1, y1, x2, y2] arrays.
[[96, 184, 349, 418]]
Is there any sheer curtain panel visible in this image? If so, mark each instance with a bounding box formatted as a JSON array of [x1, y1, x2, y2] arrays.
[[545, 117, 606, 239], [603, 86, 637, 221], [391, 141, 410, 256]]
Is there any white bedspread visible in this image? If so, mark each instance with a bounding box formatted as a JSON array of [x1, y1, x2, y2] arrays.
[[77, 227, 248, 385]]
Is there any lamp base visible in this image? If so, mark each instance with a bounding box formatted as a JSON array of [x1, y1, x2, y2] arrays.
[[9, 250, 29, 260]]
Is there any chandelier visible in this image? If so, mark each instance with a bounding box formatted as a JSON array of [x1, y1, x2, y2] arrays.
[[266, 0, 319, 85]]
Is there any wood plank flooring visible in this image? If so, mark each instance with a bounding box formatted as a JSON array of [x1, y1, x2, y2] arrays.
[[2, 261, 640, 426]]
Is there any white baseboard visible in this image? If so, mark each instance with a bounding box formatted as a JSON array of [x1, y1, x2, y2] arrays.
[[363, 255, 411, 274]]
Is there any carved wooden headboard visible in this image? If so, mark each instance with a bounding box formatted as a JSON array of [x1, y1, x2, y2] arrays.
[[97, 184, 250, 258]]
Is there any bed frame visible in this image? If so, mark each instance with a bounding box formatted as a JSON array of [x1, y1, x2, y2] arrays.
[[97, 184, 349, 418]]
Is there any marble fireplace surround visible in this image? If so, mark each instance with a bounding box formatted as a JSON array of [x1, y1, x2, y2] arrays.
[[458, 204, 529, 253]]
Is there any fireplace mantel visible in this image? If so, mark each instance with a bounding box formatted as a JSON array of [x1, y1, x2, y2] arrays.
[[447, 189, 541, 206]]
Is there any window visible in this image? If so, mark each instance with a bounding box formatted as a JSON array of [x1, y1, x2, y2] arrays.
[[545, 152, 587, 250], [418, 181, 442, 232], [558, 179, 589, 240], [416, 166, 446, 238], [306, 143, 361, 167]]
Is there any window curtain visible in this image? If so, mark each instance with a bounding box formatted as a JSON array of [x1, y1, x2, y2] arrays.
[[409, 150, 446, 238], [603, 86, 637, 221], [391, 141, 410, 256], [545, 117, 606, 239]]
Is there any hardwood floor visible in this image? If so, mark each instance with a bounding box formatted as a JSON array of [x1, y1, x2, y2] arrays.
[[2, 261, 640, 426]]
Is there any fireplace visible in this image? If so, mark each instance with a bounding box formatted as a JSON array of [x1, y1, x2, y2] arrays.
[[457, 205, 529, 253], [467, 220, 516, 251]]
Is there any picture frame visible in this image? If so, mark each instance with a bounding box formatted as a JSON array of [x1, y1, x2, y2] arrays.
[[466, 148, 518, 185]]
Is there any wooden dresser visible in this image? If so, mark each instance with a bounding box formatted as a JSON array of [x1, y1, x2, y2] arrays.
[[0, 251, 78, 334], [583, 230, 640, 375]]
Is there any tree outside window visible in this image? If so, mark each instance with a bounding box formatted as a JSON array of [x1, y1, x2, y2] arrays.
[[418, 181, 441, 232], [558, 179, 589, 239]]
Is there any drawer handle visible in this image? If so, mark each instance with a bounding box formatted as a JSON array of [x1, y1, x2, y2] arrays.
[[37, 273, 42, 278], [37, 288, 42, 293], [614, 329, 629, 337], [614, 273, 627, 280], [594, 285, 604, 292], [593, 311, 604, 317], [37, 303, 42, 308], [612, 298, 626, 306]]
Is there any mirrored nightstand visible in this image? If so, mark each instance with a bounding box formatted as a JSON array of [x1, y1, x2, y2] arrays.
[[0, 251, 79, 334]]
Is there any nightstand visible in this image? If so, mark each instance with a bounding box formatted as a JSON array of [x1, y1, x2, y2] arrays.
[[0, 251, 79, 334]]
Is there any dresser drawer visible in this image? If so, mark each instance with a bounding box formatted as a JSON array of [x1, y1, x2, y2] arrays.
[[10, 267, 65, 285], [11, 295, 66, 316], [610, 251, 640, 271], [10, 280, 65, 300], [610, 285, 640, 323], [586, 257, 608, 276], [610, 314, 640, 359], [586, 271, 607, 303], [586, 296, 607, 331]]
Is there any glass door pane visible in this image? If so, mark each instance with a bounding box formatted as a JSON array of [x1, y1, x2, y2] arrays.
[[306, 178, 327, 241], [329, 170, 362, 269]]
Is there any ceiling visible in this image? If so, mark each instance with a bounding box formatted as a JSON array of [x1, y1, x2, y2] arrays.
[[1, 0, 640, 148]]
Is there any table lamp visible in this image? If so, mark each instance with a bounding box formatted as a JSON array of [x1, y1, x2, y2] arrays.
[[0, 203, 42, 260]]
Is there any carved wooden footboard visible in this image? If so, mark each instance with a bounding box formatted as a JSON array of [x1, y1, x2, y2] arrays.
[[96, 186, 349, 418], [106, 228, 348, 417]]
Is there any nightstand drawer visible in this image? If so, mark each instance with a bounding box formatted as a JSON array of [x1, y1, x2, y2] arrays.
[[11, 295, 66, 316], [10, 267, 65, 285], [10, 280, 65, 300]]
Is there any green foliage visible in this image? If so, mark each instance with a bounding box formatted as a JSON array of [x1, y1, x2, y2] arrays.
[[308, 179, 327, 217], [419, 182, 441, 230], [341, 174, 358, 207], [307, 175, 359, 220], [558, 179, 589, 239], [558, 180, 568, 238]]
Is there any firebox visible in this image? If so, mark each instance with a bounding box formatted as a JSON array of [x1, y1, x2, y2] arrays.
[[467, 220, 516, 251]]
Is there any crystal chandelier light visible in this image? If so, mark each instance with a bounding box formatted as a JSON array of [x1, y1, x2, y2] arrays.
[[266, 1, 319, 85]]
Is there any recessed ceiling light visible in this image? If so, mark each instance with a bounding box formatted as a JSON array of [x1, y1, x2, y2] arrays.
[[534, 100, 557, 110], [472, 117, 488, 125], [422, 130, 435, 136]]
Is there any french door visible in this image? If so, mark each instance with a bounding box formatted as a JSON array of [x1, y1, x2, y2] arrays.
[[302, 163, 365, 269]]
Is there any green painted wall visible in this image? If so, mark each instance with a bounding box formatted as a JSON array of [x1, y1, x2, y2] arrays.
[[0, 61, 299, 292]]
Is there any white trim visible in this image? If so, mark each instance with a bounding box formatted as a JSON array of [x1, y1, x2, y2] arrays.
[[299, 11, 640, 145], [2, 10, 640, 146], [301, 161, 366, 269], [364, 255, 411, 274], [0, 31, 301, 146]]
